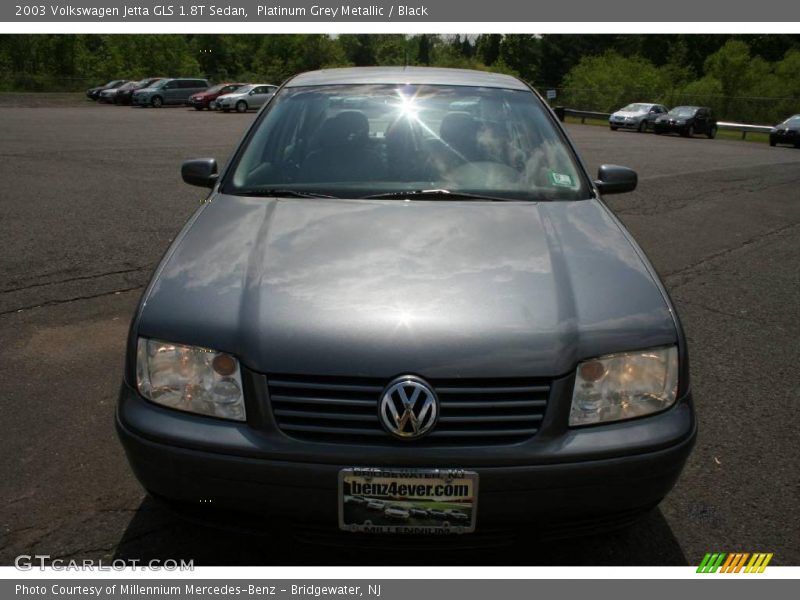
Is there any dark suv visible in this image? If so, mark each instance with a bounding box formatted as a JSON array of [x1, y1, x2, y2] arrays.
[[117, 67, 696, 538], [654, 106, 718, 138]]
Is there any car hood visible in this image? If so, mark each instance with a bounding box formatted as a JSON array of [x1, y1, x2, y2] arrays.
[[137, 195, 677, 378], [612, 111, 645, 118]]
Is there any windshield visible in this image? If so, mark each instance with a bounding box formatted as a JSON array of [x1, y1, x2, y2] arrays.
[[231, 84, 254, 95], [150, 79, 169, 89], [668, 106, 697, 117], [226, 83, 589, 201], [781, 116, 800, 127], [621, 103, 651, 112]]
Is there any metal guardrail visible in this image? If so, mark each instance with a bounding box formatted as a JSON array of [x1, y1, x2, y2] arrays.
[[557, 108, 773, 140], [717, 121, 773, 140]]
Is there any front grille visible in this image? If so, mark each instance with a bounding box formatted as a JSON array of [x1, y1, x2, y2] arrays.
[[267, 375, 550, 446]]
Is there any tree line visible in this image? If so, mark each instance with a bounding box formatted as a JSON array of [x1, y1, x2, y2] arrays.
[[1, 34, 799, 123]]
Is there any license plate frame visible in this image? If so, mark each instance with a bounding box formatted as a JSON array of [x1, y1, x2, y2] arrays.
[[338, 468, 478, 534]]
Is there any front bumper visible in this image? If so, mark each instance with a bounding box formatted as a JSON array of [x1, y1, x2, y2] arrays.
[[132, 95, 152, 106], [653, 122, 688, 134], [609, 118, 641, 129], [116, 377, 696, 531], [770, 133, 798, 145]]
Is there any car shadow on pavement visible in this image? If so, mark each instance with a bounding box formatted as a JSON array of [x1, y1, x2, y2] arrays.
[[112, 496, 687, 566]]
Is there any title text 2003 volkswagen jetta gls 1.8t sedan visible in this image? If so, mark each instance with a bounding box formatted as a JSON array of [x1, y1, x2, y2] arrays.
[[117, 67, 696, 539]]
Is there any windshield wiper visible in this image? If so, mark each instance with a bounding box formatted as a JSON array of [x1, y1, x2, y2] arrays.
[[231, 188, 339, 199], [361, 189, 517, 202]]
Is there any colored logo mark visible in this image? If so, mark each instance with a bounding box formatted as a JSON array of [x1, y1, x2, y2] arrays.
[[697, 552, 774, 573]]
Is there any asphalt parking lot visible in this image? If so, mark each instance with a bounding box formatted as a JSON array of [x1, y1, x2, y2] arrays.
[[1, 102, 798, 566]]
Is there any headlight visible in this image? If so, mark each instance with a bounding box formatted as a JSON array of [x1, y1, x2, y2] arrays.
[[569, 346, 678, 426], [136, 338, 246, 421]]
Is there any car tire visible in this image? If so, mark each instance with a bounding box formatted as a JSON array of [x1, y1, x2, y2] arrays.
[[681, 125, 693, 138], [769, 139, 776, 147], [638, 120, 647, 133], [794, 142, 800, 149], [151, 96, 163, 108], [707, 125, 717, 139], [236, 100, 248, 113], [610, 125, 618, 131]]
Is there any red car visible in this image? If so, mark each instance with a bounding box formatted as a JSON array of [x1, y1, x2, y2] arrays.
[[188, 83, 246, 110]]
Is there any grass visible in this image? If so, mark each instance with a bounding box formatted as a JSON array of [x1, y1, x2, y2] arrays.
[[564, 115, 770, 144]]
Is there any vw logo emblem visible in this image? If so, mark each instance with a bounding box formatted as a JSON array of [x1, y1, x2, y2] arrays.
[[378, 376, 438, 440]]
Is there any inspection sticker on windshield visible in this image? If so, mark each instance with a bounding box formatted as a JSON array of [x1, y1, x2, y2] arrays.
[[339, 468, 478, 534], [549, 170, 574, 187]]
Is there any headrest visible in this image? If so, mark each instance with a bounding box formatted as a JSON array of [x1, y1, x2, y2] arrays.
[[316, 110, 370, 148]]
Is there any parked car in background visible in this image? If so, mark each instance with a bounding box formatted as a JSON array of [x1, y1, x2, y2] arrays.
[[384, 505, 411, 521], [114, 78, 163, 105], [609, 103, 668, 132], [118, 67, 695, 539], [215, 83, 277, 112], [86, 80, 127, 101], [769, 114, 800, 148], [189, 83, 246, 110], [654, 106, 717, 138], [132, 78, 209, 108]]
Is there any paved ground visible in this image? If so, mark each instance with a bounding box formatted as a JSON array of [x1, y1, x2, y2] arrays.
[[0, 104, 798, 566]]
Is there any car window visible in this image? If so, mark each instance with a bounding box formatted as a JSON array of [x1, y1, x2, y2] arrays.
[[226, 83, 590, 202], [621, 103, 650, 112], [668, 107, 697, 118]]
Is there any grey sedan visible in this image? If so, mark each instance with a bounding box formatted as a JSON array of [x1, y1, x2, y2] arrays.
[[117, 67, 695, 539], [215, 84, 277, 112], [609, 103, 668, 132]]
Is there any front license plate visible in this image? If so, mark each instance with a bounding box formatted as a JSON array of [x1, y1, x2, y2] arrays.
[[338, 468, 478, 534]]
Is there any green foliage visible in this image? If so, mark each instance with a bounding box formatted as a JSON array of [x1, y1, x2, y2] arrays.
[[2, 34, 800, 123], [561, 51, 663, 112]]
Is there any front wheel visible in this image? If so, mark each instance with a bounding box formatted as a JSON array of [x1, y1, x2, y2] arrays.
[[707, 125, 717, 139], [236, 100, 248, 113], [151, 96, 163, 108], [682, 125, 694, 137], [638, 120, 647, 133], [610, 125, 618, 131]]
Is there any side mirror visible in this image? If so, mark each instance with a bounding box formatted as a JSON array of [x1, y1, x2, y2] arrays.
[[594, 164, 637, 195], [182, 158, 218, 188], [249, 89, 257, 95]]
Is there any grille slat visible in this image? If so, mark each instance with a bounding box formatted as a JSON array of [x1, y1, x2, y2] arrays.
[[429, 428, 539, 438], [270, 395, 375, 407], [437, 385, 550, 394], [438, 414, 544, 423], [441, 400, 547, 409], [274, 409, 375, 422], [269, 379, 384, 393], [268, 375, 550, 446]]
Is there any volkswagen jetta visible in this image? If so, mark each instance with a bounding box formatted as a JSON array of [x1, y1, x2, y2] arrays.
[[116, 67, 696, 538]]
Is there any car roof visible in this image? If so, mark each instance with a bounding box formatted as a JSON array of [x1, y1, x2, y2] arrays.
[[286, 66, 529, 90]]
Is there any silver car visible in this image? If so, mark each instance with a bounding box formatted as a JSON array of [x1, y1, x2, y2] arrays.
[[609, 103, 668, 132], [215, 84, 277, 113]]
